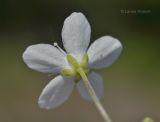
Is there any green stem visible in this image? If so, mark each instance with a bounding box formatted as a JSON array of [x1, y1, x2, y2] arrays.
[[77, 68, 112, 122]]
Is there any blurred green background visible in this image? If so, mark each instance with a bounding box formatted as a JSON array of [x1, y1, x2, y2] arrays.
[[0, 0, 160, 122]]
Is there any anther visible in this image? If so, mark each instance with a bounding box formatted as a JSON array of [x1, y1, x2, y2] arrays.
[[53, 42, 66, 55], [53, 42, 58, 47]]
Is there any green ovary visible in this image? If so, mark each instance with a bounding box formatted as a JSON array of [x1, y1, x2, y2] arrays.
[[61, 53, 89, 82]]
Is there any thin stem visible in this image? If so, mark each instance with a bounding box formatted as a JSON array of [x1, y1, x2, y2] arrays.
[[77, 68, 112, 122]]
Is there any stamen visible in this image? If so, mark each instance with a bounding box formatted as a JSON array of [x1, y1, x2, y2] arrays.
[[53, 42, 66, 55], [53, 42, 58, 47]]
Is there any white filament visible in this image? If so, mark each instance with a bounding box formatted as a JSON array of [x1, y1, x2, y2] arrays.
[[54, 42, 66, 55]]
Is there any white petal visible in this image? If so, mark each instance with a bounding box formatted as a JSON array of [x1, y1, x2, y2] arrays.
[[38, 75, 74, 109], [23, 44, 68, 73], [62, 12, 91, 56], [77, 72, 103, 101], [87, 36, 122, 69]]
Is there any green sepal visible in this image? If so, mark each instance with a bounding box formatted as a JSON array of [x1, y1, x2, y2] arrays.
[[61, 68, 76, 76], [61, 54, 89, 83], [67, 54, 80, 68], [80, 53, 88, 68]]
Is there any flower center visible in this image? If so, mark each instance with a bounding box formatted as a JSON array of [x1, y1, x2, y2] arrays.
[[61, 53, 89, 83]]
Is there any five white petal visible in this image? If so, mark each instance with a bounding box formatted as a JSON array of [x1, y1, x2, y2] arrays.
[[22, 12, 122, 109], [23, 44, 68, 74], [38, 75, 74, 109], [62, 12, 91, 60], [88, 36, 122, 69]]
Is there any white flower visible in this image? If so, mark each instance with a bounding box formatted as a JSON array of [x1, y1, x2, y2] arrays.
[[22, 12, 122, 109]]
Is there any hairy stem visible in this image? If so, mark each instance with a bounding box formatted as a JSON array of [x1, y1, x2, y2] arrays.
[[77, 68, 112, 122]]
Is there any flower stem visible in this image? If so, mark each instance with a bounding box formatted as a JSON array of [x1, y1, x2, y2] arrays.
[[77, 68, 112, 122]]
